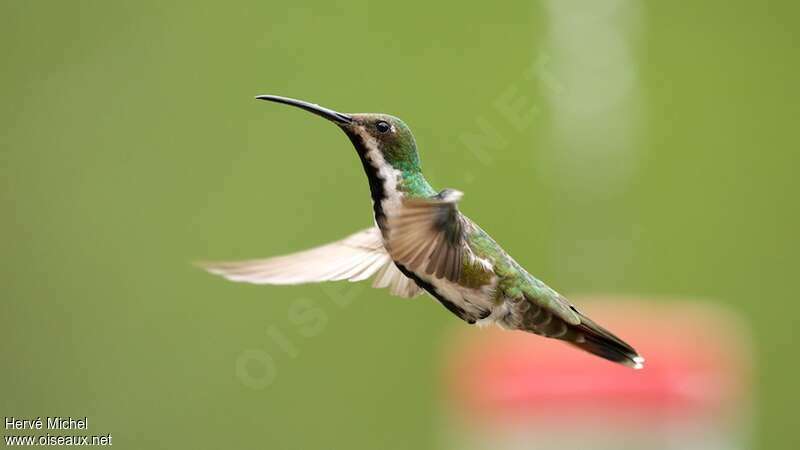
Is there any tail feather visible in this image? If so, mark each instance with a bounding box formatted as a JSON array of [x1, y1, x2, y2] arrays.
[[568, 315, 644, 369], [511, 300, 644, 369]]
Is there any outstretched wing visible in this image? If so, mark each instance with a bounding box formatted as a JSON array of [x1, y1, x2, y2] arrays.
[[384, 189, 469, 283], [199, 227, 422, 298]]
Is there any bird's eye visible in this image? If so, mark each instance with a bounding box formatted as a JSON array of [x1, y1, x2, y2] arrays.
[[376, 121, 391, 133]]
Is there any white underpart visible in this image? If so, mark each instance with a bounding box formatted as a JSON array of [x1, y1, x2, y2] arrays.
[[356, 126, 502, 323], [423, 271, 500, 325], [355, 127, 403, 216]]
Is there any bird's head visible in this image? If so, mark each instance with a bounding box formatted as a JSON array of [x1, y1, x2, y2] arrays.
[[256, 95, 421, 174]]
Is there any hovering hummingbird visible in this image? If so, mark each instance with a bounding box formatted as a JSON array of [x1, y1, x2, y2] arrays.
[[201, 95, 644, 369]]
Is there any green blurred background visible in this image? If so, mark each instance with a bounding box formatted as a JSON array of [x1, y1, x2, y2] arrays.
[[1, 1, 798, 448]]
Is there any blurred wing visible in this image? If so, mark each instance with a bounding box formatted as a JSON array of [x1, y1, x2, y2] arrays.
[[385, 189, 467, 283], [199, 227, 422, 298]]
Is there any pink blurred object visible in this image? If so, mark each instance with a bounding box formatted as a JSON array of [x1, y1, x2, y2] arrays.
[[440, 299, 752, 450]]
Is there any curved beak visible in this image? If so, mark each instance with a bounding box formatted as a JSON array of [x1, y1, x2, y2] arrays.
[[255, 95, 352, 124]]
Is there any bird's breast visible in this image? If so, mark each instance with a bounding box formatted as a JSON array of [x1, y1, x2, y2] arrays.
[[414, 267, 499, 321]]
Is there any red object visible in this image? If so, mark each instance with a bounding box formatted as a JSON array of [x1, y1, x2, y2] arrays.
[[443, 299, 750, 426]]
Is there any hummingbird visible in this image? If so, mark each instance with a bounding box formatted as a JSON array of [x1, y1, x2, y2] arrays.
[[201, 95, 644, 369]]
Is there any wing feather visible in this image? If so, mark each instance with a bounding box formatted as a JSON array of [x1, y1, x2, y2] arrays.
[[385, 189, 467, 283], [199, 227, 422, 298]]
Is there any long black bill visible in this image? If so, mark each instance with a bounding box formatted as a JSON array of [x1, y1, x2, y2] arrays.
[[255, 95, 352, 124]]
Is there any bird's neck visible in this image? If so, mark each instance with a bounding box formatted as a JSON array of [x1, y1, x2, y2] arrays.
[[353, 146, 435, 224], [398, 170, 436, 198], [345, 129, 435, 225]]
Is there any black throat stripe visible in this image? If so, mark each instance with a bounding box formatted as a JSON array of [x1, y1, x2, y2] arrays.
[[346, 133, 387, 223]]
